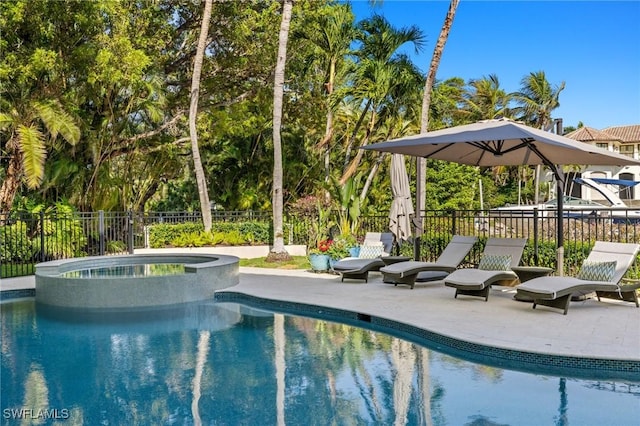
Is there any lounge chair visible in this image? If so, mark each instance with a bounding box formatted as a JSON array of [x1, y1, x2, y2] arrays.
[[333, 232, 394, 282], [444, 237, 528, 301], [379, 235, 478, 289], [515, 241, 640, 314]]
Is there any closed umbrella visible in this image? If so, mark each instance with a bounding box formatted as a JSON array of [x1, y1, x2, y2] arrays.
[[389, 154, 415, 243], [363, 119, 640, 274]]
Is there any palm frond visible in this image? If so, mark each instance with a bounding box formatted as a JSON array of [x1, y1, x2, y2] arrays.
[[0, 112, 15, 130], [17, 124, 47, 188], [34, 100, 81, 145]]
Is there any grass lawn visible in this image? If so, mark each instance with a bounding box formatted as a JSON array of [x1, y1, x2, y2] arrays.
[[239, 256, 310, 270]]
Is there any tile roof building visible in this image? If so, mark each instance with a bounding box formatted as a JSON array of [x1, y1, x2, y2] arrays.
[[564, 124, 640, 205]]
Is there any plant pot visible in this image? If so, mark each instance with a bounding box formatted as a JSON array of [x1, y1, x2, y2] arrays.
[[348, 247, 360, 257], [309, 253, 330, 271]]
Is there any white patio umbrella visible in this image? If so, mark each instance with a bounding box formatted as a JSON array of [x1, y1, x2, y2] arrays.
[[389, 154, 415, 243], [362, 119, 640, 274]]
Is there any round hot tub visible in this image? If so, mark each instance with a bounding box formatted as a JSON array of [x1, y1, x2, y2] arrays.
[[35, 254, 239, 309]]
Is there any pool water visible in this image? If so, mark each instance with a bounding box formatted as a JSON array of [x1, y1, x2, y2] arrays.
[[1, 299, 638, 425], [59, 263, 186, 278]]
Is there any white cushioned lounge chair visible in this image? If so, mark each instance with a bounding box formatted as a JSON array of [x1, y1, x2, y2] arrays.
[[379, 235, 478, 289], [515, 241, 640, 315], [444, 237, 528, 301], [332, 232, 394, 282]]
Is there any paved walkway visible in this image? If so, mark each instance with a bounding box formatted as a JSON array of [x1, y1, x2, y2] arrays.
[[2, 268, 639, 363]]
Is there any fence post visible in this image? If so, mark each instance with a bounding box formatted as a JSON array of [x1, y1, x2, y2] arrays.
[[40, 210, 45, 262], [128, 211, 134, 254], [99, 210, 105, 256], [451, 210, 457, 236], [533, 208, 539, 265]]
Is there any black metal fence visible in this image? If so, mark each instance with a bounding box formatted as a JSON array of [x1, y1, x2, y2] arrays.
[[0, 210, 389, 278], [414, 207, 640, 276], [3, 207, 640, 278]]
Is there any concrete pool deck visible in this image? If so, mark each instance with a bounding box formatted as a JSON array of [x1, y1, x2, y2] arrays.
[[2, 267, 638, 364]]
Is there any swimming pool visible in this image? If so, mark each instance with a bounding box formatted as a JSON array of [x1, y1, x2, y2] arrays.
[[1, 299, 638, 425]]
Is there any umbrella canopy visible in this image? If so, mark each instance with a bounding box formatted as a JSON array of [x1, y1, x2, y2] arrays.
[[362, 119, 640, 274], [362, 119, 639, 168], [389, 154, 414, 242]]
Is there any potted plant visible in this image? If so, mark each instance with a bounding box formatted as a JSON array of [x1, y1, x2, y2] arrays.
[[338, 234, 359, 257], [305, 199, 335, 272], [326, 237, 350, 268], [308, 239, 332, 271]]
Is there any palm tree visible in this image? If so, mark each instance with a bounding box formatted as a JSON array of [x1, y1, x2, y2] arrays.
[[189, 0, 213, 232], [462, 74, 514, 196], [340, 14, 425, 183], [360, 116, 418, 202], [269, 0, 293, 260], [462, 74, 512, 121], [416, 0, 459, 239], [512, 70, 566, 129], [0, 100, 80, 211], [512, 70, 566, 203], [293, 4, 357, 188]]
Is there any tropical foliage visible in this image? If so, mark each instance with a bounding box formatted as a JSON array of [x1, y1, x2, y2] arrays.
[[1, 0, 568, 219]]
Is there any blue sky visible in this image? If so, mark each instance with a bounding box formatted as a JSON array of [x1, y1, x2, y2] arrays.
[[348, 1, 640, 130]]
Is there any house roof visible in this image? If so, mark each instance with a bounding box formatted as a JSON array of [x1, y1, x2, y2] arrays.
[[564, 126, 621, 142], [603, 125, 640, 143]]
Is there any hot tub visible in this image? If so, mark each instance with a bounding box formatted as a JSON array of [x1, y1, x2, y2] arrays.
[[35, 253, 239, 309]]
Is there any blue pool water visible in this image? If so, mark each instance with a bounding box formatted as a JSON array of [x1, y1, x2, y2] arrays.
[[60, 263, 186, 278], [1, 299, 638, 425]]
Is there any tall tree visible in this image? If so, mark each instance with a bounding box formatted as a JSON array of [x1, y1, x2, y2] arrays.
[[293, 4, 356, 188], [189, 0, 213, 231], [341, 14, 425, 183], [462, 74, 512, 121], [512, 70, 566, 129], [512, 70, 566, 203], [269, 0, 294, 260], [416, 0, 459, 256]]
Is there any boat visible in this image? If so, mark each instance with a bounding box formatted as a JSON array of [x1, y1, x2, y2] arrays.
[[489, 196, 607, 218], [490, 177, 640, 223]]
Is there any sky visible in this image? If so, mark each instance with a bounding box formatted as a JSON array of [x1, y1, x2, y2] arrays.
[[348, 0, 640, 130]]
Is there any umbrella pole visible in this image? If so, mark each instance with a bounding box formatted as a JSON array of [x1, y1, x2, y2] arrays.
[[556, 169, 565, 276], [414, 158, 426, 261]]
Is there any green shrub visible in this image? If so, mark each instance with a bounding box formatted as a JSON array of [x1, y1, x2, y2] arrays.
[[107, 240, 127, 254], [148, 222, 203, 247], [0, 221, 36, 262], [34, 204, 87, 260], [222, 230, 246, 245], [521, 241, 557, 269], [171, 232, 216, 248], [236, 222, 271, 244], [148, 221, 270, 248], [211, 232, 226, 245]]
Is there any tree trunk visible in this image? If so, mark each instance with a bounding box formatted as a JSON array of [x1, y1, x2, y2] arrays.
[[416, 0, 459, 257], [340, 108, 376, 185], [0, 138, 23, 212], [322, 59, 336, 203], [189, 0, 213, 232], [342, 99, 372, 173], [360, 152, 386, 202], [269, 0, 293, 259]]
